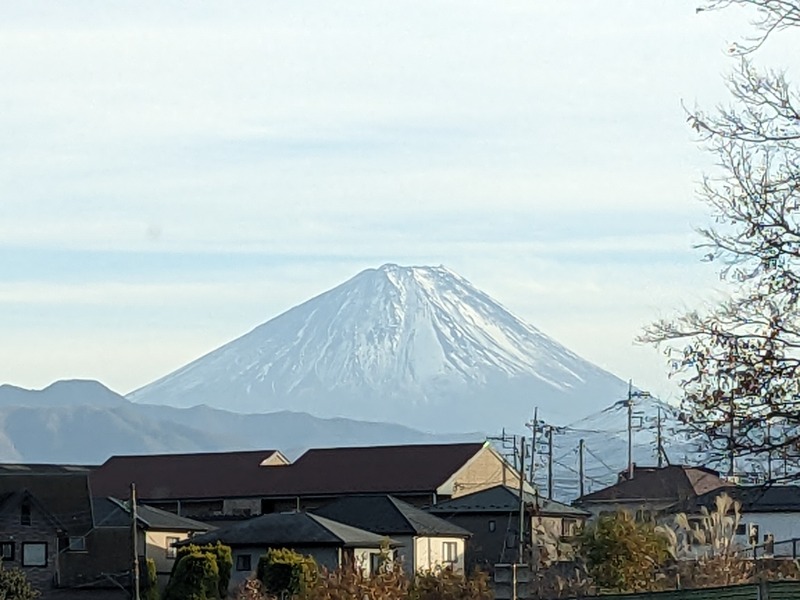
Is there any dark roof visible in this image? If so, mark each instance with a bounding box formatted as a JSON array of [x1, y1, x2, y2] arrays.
[[90, 449, 286, 500], [0, 472, 93, 535], [313, 495, 471, 537], [576, 466, 729, 505], [0, 464, 93, 474], [265, 443, 487, 497], [91, 443, 486, 501], [92, 497, 211, 531], [685, 485, 800, 513], [183, 512, 399, 549], [429, 485, 590, 518]]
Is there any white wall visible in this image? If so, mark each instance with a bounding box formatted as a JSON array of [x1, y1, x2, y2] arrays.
[[737, 512, 800, 556], [413, 537, 466, 572]]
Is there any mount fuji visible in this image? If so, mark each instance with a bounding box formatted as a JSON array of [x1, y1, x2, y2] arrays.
[[128, 264, 631, 431]]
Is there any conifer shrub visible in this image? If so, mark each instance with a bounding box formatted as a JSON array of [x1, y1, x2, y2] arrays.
[[172, 542, 233, 598], [163, 551, 220, 600], [256, 548, 317, 596], [144, 557, 160, 600]]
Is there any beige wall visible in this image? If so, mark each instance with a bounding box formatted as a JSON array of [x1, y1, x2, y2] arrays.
[[441, 446, 525, 499], [145, 530, 194, 580], [413, 536, 466, 572]]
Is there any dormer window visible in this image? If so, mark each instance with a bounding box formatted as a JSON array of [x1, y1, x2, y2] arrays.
[[20, 500, 31, 526]]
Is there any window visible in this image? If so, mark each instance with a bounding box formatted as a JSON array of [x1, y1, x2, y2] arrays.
[[235, 554, 252, 572], [67, 537, 86, 552], [20, 501, 31, 526], [561, 519, 578, 537], [166, 537, 180, 559], [21, 543, 46, 567], [369, 552, 384, 575], [488, 520, 496, 532], [442, 542, 458, 565], [736, 523, 747, 536], [0, 542, 14, 561]]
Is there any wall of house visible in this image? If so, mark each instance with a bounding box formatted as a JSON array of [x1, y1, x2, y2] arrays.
[[228, 545, 341, 592], [738, 512, 800, 556], [353, 547, 384, 576], [145, 529, 195, 587], [435, 513, 516, 573], [223, 498, 261, 517], [413, 536, 465, 572], [0, 504, 59, 591], [59, 526, 133, 589], [443, 447, 521, 499]]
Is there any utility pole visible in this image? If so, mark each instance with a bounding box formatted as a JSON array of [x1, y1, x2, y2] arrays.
[[627, 380, 634, 480], [547, 426, 554, 500], [528, 407, 539, 482], [578, 438, 585, 498], [518, 436, 526, 565], [131, 483, 141, 600], [767, 420, 773, 481], [728, 392, 736, 478], [656, 407, 664, 469]]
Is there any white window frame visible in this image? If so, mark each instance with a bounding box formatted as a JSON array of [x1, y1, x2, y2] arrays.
[[442, 541, 458, 564], [166, 536, 180, 559]]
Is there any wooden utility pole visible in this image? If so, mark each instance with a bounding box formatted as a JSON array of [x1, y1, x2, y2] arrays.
[[518, 436, 526, 565], [767, 419, 773, 481], [131, 483, 141, 600], [578, 439, 585, 498]]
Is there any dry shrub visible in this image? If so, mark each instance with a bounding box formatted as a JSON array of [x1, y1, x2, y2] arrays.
[[410, 568, 491, 600], [306, 560, 409, 600]]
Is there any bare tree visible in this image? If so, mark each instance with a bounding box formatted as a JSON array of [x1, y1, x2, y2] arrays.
[[642, 1, 800, 480]]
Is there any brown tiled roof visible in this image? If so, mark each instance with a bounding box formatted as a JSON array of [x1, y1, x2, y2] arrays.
[[577, 465, 728, 504], [265, 442, 487, 497], [90, 443, 486, 501], [90, 449, 285, 500]]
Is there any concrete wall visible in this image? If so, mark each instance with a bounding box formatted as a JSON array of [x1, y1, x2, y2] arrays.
[[413, 536, 465, 572]]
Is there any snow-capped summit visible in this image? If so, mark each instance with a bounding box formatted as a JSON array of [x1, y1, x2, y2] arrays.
[[128, 264, 630, 431]]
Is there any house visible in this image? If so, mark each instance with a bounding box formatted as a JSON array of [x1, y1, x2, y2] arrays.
[[89, 449, 290, 519], [90, 442, 523, 520], [681, 485, 800, 557], [574, 465, 730, 520], [0, 468, 95, 591], [312, 495, 471, 573], [91, 497, 211, 589], [429, 485, 590, 572], [178, 512, 401, 591], [0, 465, 209, 595]]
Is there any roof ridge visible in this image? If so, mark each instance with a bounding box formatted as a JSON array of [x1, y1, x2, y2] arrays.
[[386, 495, 419, 533]]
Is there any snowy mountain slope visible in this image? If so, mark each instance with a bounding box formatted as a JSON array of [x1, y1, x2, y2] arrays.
[[0, 380, 477, 464], [128, 264, 631, 431]]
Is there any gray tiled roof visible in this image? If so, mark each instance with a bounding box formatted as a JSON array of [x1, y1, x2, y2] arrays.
[[429, 485, 589, 517], [313, 495, 471, 537], [183, 511, 399, 548], [92, 497, 211, 532]]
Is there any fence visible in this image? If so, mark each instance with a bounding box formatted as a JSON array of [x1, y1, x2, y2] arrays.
[[566, 581, 800, 600]]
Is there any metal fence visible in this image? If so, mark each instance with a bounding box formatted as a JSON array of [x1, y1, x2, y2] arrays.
[[566, 581, 800, 600]]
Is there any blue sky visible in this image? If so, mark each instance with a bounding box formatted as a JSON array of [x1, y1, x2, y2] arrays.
[[2, 1, 797, 404]]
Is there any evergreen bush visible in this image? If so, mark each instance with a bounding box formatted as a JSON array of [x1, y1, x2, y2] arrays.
[[256, 548, 316, 596], [163, 551, 220, 600]]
